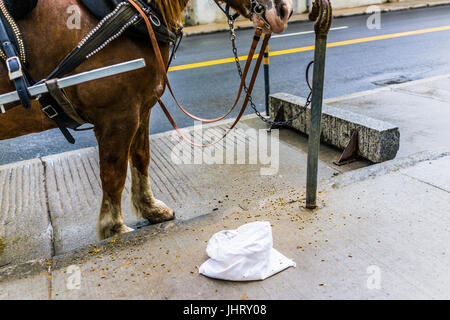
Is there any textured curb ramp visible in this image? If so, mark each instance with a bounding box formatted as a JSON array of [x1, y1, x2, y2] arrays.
[[0, 121, 338, 267]]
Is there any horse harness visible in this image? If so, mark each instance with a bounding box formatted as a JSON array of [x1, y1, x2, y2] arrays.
[[0, 0, 288, 145], [137, 0, 276, 146], [216, 0, 271, 29], [0, 0, 182, 143]]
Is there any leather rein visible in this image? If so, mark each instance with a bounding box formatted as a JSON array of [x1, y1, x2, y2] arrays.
[[128, 0, 271, 147]]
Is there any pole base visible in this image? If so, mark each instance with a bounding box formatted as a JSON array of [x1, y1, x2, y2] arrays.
[[306, 202, 317, 210]]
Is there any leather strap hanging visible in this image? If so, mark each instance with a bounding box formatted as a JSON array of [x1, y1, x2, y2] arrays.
[[128, 0, 269, 146], [0, 0, 31, 110], [45, 79, 86, 125], [215, 0, 240, 22], [158, 35, 269, 147]]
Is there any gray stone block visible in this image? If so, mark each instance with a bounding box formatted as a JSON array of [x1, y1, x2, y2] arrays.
[[269, 93, 400, 163]]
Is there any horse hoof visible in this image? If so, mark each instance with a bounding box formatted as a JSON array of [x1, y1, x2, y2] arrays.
[[98, 223, 134, 240], [122, 225, 135, 233], [143, 199, 175, 224]]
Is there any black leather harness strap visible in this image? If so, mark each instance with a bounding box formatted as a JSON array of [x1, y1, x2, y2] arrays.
[[37, 89, 80, 144], [49, 0, 179, 80], [47, 2, 138, 80], [216, 0, 240, 21], [0, 6, 31, 110], [45, 79, 86, 125], [4, 0, 37, 20], [32, 0, 164, 144], [80, 0, 180, 45]]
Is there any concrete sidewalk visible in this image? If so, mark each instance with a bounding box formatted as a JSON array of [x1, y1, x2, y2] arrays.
[[1, 146, 449, 299], [1, 74, 450, 299], [184, 0, 450, 36]]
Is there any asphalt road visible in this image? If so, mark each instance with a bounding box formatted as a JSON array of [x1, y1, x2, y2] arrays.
[[1, 6, 450, 165]]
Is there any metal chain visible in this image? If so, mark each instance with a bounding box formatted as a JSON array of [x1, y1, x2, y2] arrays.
[[228, 20, 313, 127]]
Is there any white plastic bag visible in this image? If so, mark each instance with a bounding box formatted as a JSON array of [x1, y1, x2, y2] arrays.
[[199, 221, 296, 281]]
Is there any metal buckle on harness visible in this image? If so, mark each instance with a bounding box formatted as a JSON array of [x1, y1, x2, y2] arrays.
[[253, 4, 265, 15], [141, 4, 161, 27], [42, 105, 58, 119], [149, 13, 161, 27], [6, 56, 24, 80]]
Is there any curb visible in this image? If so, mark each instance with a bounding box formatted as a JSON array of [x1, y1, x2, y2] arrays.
[[183, 1, 450, 37], [326, 145, 450, 190], [324, 73, 450, 104]]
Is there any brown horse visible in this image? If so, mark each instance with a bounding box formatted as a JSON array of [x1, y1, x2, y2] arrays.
[[0, 0, 293, 240]]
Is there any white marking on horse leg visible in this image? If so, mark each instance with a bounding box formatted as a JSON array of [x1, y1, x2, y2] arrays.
[[129, 164, 175, 223], [129, 164, 154, 219], [97, 197, 134, 240]]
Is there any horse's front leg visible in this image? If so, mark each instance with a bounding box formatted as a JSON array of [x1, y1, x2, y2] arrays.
[[95, 118, 138, 240], [129, 106, 175, 223]]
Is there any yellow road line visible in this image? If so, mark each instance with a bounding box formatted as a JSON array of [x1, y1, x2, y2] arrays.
[[168, 25, 450, 72]]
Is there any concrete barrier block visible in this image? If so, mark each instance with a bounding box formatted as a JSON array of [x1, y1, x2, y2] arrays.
[[269, 93, 400, 163]]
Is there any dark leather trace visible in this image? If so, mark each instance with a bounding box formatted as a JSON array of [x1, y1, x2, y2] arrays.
[[4, 0, 37, 19], [80, 0, 180, 44]]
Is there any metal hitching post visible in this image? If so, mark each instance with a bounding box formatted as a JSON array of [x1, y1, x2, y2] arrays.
[[306, 0, 332, 209], [263, 33, 270, 116]]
